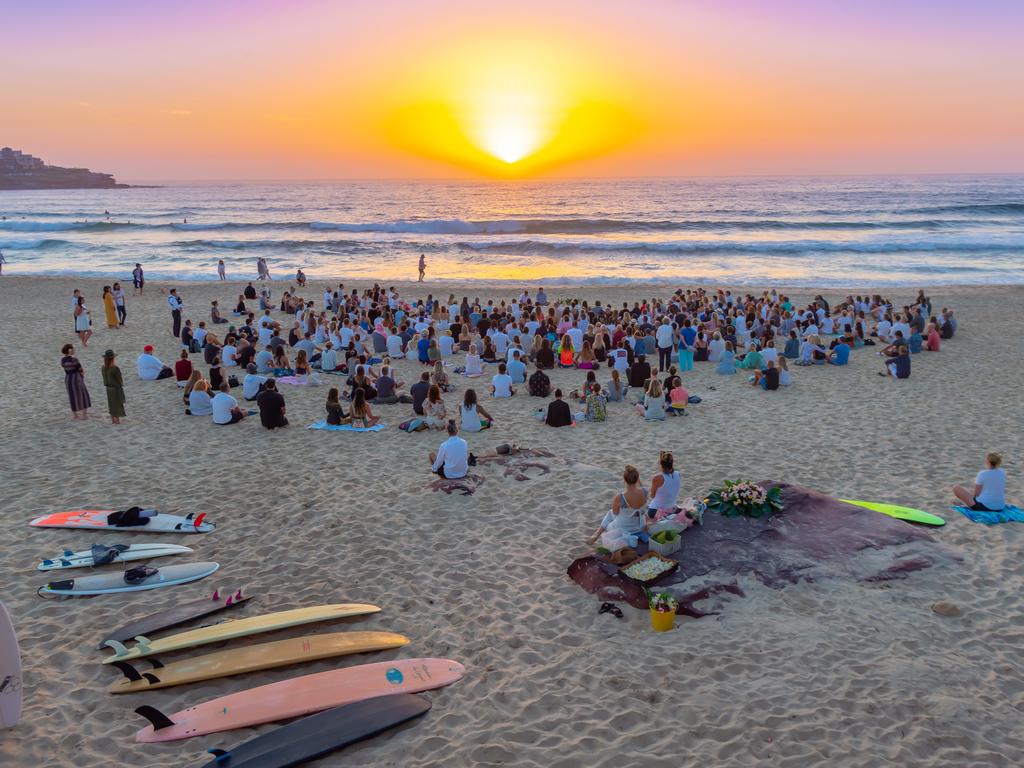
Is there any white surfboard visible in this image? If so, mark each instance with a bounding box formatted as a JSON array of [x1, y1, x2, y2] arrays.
[[39, 562, 220, 596], [0, 601, 22, 729], [38, 543, 194, 571]]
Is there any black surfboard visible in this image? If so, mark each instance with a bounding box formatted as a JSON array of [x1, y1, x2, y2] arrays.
[[96, 589, 251, 650], [197, 694, 430, 767]]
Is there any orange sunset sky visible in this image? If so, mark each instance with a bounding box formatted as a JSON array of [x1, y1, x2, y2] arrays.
[[3, 0, 1023, 181]]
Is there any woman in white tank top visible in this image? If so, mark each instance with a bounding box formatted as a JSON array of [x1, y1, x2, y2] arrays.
[[649, 451, 681, 516]]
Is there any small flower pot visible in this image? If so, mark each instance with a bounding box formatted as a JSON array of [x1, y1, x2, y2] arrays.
[[650, 608, 676, 632]]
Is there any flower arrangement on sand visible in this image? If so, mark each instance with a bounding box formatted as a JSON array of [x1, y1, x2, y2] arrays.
[[648, 590, 678, 613], [706, 480, 783, 519]]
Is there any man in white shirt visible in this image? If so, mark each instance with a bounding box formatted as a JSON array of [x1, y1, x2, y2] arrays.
[[430, 421, 469, 479], [242, 363, 267, 400], [211, 382, 245, 424], [491, 329, 510, 357], [566, 326, 583, 354], [137, 345, 172, 380], [491, 363, 515, 397]]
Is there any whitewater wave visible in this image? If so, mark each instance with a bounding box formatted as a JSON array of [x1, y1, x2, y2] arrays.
[[172, 238, 371, 251], [0, 238, 70, 250]]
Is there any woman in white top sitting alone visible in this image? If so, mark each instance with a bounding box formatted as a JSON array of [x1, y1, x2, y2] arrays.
[[953, 452, 1006, 512], [459, 388, 494, 432]]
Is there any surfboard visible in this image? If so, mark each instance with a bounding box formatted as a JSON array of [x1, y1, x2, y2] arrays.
[[195, 694, 431, 768], [97, 589, 250, 651], [0, 601, 22, 729], [40, 562, 219, 596], [103, 604, 381, 663], [135, 658, 464, 742], [841, 499, 946, 526], [109, 630, 410, 692], [38, 543, 194, 570], [29, 510, 214, 533]]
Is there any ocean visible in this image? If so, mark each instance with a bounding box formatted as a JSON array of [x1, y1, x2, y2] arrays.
[[2, 175, 1023, 287]]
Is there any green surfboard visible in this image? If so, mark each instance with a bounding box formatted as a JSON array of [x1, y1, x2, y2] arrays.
[[841, 499, 945, 526]]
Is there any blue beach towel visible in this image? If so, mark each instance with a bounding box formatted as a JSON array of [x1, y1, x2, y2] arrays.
[[952, 504, 1024, 525], [307, 420, 386, 433]]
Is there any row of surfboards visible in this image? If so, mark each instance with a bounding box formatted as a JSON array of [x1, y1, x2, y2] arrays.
[[25, 509, 462, 765]]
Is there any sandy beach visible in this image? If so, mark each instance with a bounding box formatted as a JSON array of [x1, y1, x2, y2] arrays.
[[1, 275, 1022, 768]]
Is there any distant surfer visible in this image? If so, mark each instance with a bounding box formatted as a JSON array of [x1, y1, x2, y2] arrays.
[[418, 253, 426, 282]]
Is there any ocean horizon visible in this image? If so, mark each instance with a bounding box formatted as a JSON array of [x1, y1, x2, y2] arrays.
[[3, 174, 1023, 287]]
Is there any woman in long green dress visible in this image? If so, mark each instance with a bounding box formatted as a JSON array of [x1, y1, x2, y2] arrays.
[[101, 349, 126, 424]]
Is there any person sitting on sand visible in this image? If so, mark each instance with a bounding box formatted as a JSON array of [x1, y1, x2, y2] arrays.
[[212, 382, 245, 425], [628, 354, 651, 388], [717, 341, 736, 374], [242, 362, 267, 401], [431, 361, 452, 393], [535, 338, 555, 369], [953, 452, 1006, 512], [752, 360, 780, 390], [174, 349, 193, 387], [605, 369, 626, 402], [211, 301, 228, 324], [558, 334, 575, 368], [576, 339, 597, 369], [491, 362, 515, 398], [325, 387, 348, 425], [925, 321, 942, 352], [464, 349, 486, 377], [187, 378, 213, 416], [545, 389, 573, 427], [344, 389, 379, 428], [529, 365, 551, 397], [778, 357, 792, 386], [880, 344, 911, 379], [256, 379, 288, 428], [182, 370, 202, 405], [137, 344, 173, 380], [272, 346, 293, 376], [430, 420, 469, 479], [827, 339, 850, 365], [636, 379, 667, 420], [667, 376, 689, 412], [586, 464, 649, 546], [422, 384, 447, 429], [459, 388, 494, 432], [584, 382, 607, 422]]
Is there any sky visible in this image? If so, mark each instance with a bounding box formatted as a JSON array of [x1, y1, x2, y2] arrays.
[[2, 0, 1023, 181]]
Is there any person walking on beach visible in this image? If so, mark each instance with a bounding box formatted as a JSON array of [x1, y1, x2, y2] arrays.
[[0, 249, 6, 274], [61, 343, 91, 420], [132, 263, 144, 294], [418, 253, 426, 282], [101, 349, 126, 424], [168, 288, 183, 337], [113, 282, 127, 325], [218, 259, 226, 280], [74, 296, 93, 347]]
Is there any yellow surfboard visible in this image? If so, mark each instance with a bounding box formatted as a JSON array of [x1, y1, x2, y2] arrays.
[[108, 630, 409, 693], [101, 604, 380, 663]]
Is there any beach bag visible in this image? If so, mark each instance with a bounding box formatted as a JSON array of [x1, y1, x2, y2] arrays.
[[399, 418, 424, 433], [228, 375, 240, 388], [687, 395, 702, 404]]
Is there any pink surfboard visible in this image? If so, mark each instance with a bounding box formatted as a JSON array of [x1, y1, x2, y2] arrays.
[[135, 657, 464, 742]]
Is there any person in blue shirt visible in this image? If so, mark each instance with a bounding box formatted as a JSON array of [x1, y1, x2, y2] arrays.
[[416, 334, 431, 364], [827, 341, 850, 365]]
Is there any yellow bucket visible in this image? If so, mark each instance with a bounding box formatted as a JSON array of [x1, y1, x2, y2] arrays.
[[650, 608, 676, 632]]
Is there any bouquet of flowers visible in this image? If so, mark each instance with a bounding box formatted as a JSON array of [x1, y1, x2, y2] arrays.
[[648, 590, 678, 614], [706, 480, 783, 519]]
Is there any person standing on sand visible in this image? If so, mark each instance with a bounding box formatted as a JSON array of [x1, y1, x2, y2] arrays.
[[74, 296, 92, 347], [132, 263, 144, 294], [168, 288, 183, 337], [102, 285, 118, 329], [101, 349, 126, 424], [113, 282, 127, 325], [61, 343, 91, 420], [218, 259, 226, 280], [418, 253, 426, 282], [0, 249, 6, 274]]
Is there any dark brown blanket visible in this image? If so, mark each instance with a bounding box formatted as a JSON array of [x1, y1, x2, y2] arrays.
[[567, 482, 961, 617]]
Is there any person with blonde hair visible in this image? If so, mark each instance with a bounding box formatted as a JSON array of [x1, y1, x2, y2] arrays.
[[953, 453, 1006, 512], [586, 464, 649, 545]]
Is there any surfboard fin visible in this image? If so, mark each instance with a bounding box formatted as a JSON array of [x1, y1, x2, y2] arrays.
[[104, 639, 131, 658], [142, 673, 161, 685], [207, 749, 231, 762], [148, 658, 165, 669], [111, 661, 142, 682], [135, 705, 175, 731], [212, 589, 220, 601], [133, 635, 153, 653]]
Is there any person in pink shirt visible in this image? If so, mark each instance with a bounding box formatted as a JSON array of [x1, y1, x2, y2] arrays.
[[925, 321, 941, 352]]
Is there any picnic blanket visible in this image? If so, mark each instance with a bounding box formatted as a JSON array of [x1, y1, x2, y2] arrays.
[[952, 504, 1024, 525], [307, 420, 385, 433]]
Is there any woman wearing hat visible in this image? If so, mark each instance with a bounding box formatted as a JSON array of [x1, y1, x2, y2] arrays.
[[101, 350, 126, 424]]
